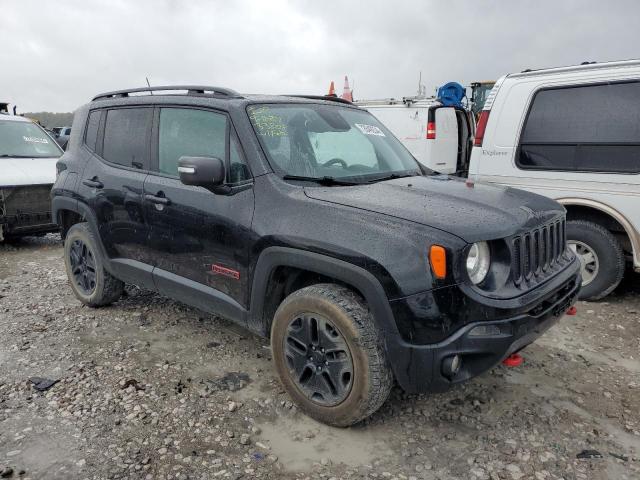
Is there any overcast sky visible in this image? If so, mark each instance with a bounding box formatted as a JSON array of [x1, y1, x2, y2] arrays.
[[2, 0, 639, 112]]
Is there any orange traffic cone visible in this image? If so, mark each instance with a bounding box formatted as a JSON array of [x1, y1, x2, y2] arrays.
[[341, 75, 353, 102], [328, 81, 336, 97]]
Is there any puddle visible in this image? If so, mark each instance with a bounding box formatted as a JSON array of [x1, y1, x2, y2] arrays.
[[206, 371, 251, 392], [256, 414, 389, 471]]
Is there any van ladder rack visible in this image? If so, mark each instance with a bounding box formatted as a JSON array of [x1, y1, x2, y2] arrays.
[[92, 86, 241, 101], [288, 95, 353, 105]]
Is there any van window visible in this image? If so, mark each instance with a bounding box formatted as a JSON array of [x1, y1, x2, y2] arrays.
[[518, 81, 640, 173], [102, 108, 153, 169]]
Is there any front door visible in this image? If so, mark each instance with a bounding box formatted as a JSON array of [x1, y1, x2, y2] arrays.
[[143, 106, 254, 321]]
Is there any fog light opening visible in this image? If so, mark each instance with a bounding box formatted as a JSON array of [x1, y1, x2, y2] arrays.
[[442, 355, 462, 378]]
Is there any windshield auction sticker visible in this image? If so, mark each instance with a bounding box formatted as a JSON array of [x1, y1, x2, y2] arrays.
[[248, 107, 288, 137], [355, 124, 385, 137]]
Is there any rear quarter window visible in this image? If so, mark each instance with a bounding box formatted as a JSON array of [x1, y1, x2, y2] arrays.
[[84, 110, 101, 151], [517, 81, 640, 173]]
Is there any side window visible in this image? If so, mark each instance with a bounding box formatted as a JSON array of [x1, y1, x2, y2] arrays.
[[158, 108, 226, 176], [518, 81, 640, 173], [229, 134, 251, 183], [158, 107, 251, 183], [84, 110, 100, 151], [102, 108, 152, 169]]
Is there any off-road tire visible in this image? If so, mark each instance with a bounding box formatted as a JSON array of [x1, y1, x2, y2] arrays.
[[271, 283, 393, 427], [64, 223, 124, 307], [567, 220, 624, 301]]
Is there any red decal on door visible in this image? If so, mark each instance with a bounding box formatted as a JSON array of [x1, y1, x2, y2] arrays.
[[212, 264, 240, 280]]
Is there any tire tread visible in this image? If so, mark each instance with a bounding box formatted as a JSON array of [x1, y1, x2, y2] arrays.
[[280, 283, 393, 426], [568, 219, 624, 301]]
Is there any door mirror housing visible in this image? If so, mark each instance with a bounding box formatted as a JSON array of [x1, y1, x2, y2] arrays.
[[178, 156, 226, 191]]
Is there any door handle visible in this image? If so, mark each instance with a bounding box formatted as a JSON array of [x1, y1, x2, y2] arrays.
[[144, 194, 171, 205], [82, 177, 104, 189]]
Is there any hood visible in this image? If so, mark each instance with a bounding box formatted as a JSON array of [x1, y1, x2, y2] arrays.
[[0, 157, 58, 187], [304, 175, 565, 243]]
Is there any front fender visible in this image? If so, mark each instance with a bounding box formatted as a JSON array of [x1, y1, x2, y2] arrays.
[[248, 246, 402, 341]]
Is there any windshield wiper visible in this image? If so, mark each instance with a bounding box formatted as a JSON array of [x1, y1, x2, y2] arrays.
[[0, 154, 34, 158], [282, 175, 361, 186], [365, 172, 419, 183]]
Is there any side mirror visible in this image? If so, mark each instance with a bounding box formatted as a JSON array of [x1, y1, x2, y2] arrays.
[[178, 156, 225, 190]]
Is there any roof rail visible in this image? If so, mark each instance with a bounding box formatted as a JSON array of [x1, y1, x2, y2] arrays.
[[288, 95, 353, 105], [92, 85, 241, 101], [511, 59, 640, 79]]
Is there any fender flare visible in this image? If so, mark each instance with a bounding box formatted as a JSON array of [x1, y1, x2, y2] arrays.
[[248, 246, 401, 340], [558, 197, 639, 266], [52, 196, 156, 288], [52, 196, 112, 269]]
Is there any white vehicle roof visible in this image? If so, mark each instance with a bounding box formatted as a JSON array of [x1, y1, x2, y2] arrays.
[[508, 58, 640, 79], [0, 114, 33, 123]]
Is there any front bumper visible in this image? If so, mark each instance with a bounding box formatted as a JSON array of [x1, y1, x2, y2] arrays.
[[0, 184, 58, 238], [386, 266, 581, 393]]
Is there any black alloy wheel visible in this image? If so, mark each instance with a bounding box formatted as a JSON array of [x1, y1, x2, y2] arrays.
[[284, 313, 354, 406], [69, 239, 97, 295]]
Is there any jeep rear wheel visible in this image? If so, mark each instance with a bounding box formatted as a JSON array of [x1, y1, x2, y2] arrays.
[[64, 223, 124, 307], [271, 284, 393, 427], [567, 220, 624, 301]]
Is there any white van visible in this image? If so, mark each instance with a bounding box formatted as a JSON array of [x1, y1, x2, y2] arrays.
[[469, 59, 640, 300], [357, 97, 474, 176]]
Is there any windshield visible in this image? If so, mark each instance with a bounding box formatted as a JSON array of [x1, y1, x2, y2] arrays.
[[0, 119, 63, 158], [248, 103, 427, 182]]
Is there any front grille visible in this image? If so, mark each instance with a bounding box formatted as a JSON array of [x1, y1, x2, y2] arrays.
[[512, 218, 567, 288]]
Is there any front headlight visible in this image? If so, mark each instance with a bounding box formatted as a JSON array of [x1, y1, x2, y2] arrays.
[[466, 241, 491, 285]]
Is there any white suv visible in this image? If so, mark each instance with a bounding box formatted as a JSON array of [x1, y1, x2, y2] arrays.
[[469, 59, 640, 300]]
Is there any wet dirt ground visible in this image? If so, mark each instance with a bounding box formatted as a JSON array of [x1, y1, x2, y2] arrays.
[[0, 235, 639, 480]]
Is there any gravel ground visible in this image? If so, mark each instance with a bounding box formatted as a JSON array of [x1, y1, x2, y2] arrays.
[[0, 234, 639, 480]]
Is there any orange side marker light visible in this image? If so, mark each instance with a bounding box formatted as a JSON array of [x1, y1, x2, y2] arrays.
[[429, 245, 447, 280]]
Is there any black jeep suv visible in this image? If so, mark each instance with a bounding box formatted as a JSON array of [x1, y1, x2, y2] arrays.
[[52, 86, 581, 426]]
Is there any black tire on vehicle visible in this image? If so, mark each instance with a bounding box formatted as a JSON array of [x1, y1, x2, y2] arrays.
[[567, 220, 625, 301], [63, 223, 124, 307], [271, 283, 393, 427]]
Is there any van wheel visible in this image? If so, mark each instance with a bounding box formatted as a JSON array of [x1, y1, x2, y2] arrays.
[[64, 223, 124, 307], [271, 284, 393, 427], [567, 220, 624, 301]]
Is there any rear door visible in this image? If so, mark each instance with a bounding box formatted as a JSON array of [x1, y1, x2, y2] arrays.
[[78, 106, 154, 288], [425, 106, 458, 173], [143, 106, 255, 318], [365, 106, 429, 164]]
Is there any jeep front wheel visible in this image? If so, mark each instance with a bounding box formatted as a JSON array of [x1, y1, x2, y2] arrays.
[[270, 284, 393, 427]]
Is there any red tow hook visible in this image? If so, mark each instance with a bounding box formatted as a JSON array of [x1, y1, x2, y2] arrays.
[[566, 305, 578, 316], [502, 353, 523, 367]]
